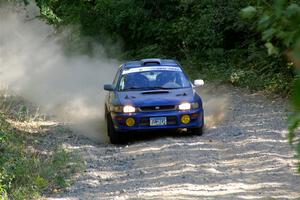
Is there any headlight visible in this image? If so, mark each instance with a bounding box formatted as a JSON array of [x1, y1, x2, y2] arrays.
[[123, 105, 136, 113], [178, 102, 199, 110], [178, 102, 191, 110], [110, 105, 136, 113]]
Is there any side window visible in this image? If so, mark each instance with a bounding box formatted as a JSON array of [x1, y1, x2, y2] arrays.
[[119, 76, 125, 91], [113, 69, 121, 87]]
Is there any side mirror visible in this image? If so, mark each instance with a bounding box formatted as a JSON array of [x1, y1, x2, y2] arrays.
[[193, 79, 204, 87], [104, 84, 115, 91]]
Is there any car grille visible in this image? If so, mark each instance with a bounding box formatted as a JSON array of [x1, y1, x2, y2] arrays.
[[139, 116, 178, 126], [139, 105, 176, 112]]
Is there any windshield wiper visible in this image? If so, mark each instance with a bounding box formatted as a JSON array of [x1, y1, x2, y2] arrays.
[[123, 87, 144, 91], [122, 86, 181, 91], [138, 86, 179, 90], [149, 86, 180, 90]]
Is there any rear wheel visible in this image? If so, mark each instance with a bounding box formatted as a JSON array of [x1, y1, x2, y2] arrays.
[[106, 114, 125, 144]]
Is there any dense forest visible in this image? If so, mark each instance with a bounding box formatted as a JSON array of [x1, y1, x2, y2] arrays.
[[35, 0, 294, 94]]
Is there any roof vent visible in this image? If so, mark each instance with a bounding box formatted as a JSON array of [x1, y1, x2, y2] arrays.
[[141, 58, 161, 66]]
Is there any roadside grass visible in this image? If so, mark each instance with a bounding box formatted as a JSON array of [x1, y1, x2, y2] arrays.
[[0, 96, 83, 200], [183, 59, 293, 96]]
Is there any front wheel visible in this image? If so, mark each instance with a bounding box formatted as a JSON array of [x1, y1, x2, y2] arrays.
[[107, 114, 125, 144], [188, 116, 204, 136], [188, 126, 203, 136]]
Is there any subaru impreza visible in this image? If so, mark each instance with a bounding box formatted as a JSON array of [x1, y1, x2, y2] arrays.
[[104, 58, 204, 144]]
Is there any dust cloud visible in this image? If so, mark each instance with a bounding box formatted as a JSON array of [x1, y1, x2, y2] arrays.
[[196, 85, 230, 128], [0, 2, 230, 143], [0, 2, 118, 141]]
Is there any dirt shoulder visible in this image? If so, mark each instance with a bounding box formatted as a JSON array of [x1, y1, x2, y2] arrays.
[[45, 84, 300, 200]]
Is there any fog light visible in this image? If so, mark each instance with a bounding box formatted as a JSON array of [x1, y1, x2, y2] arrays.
[[181, 115, 191, 124], [125, 117, 135, 127]]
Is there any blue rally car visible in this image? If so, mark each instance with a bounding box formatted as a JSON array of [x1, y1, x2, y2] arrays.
[[104, 58, 204, 144]]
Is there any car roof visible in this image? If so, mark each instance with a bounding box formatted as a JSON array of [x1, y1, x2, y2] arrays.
[[121, 58, 181, 69]]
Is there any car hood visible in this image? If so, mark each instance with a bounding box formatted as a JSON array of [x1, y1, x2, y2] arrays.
[[116, 88, 195, 107]]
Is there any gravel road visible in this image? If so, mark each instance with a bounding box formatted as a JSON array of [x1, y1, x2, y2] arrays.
[[46, 84, 300, 200]]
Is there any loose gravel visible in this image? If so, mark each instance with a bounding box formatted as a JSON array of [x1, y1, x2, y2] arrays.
[[45, 84, 300, 200]]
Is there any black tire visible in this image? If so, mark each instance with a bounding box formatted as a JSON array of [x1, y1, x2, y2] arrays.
[[188, 115, 204, 136], [106, 114, 125, 144], [188, 126, 203, 136]]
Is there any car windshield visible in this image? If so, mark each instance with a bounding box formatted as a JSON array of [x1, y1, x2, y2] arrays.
[[118, 70, 191, 91]]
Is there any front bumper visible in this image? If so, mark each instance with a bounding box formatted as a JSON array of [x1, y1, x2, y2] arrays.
[[110, 108, 204, 132]]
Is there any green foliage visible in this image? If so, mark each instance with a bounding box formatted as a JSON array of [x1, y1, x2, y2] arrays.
[[241, 6, 257, 19], [36, 0, 252, 55], [241, 0, 300, 54], [289, 73, 300, 157], [34, 0, 294, 94], [242, 0, 300, 172], [0, 113, 82, 199]]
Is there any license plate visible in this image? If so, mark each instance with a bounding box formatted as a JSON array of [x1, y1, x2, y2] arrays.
[[150, 117, 167, 126]]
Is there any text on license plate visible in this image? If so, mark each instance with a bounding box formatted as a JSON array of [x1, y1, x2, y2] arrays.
[[150, 117, 167, 126]]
